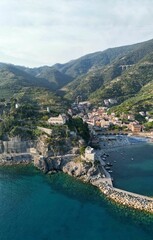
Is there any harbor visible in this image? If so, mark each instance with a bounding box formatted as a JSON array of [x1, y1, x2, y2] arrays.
[[91, 138, 153, 213]]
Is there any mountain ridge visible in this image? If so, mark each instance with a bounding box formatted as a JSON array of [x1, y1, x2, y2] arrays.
[[1, 38, 153, 116]]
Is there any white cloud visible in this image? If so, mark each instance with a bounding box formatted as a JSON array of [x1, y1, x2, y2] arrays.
[[0, 0, 153, 66]]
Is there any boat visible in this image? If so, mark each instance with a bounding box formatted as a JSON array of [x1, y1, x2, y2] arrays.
[[106, 162, 113, 166], [105, 167, 111, 170], [108, 170, 113, 173], [103, 153, 109, 157]]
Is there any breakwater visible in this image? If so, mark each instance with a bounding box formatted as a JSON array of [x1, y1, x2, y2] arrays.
[[92, 181, 153, 213]]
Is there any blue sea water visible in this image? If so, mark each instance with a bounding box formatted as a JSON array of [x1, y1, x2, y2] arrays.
[[109, 143, 153, 196], [0, 143, 153, 240]]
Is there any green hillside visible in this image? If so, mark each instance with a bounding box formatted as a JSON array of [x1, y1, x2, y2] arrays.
[[21, 66, 73, 90], [0, 63, 73, 99], [0, 63, 52, 98], [54, 42, 145, 78], [1, 38, 153, 118], [110, 80, 153, 116], [90, 51, 153, 105], [0, 87, 68, 140], [15, 87, 67, 113], [63, 39, 153, 102]]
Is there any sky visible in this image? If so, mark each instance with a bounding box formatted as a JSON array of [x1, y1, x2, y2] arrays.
[[0, 0, 153, 67]]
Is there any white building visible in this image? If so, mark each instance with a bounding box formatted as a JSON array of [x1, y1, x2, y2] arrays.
[[15, 103, 19, 109], [48, 114, 66, 125], [139, 111, 146, 117], [104, 99, 110, 106], [108, 99, 117, 104], [85, 146, 95, 161], [47, 107, 50, 113]]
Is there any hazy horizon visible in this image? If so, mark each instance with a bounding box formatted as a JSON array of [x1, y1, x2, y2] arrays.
[[0, 0, 153, 67]]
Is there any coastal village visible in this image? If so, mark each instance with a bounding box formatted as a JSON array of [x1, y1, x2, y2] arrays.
[[69, 99, 153, 134], [2, 4, 153, 237], [0, 97, 153, 213]]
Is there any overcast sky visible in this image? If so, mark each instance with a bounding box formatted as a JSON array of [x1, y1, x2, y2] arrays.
[[0, 0, 153, 67]]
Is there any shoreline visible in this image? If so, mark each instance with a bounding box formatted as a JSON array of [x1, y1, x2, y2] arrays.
[[0, 140, 153, 214], [92, 137, 153, 213]]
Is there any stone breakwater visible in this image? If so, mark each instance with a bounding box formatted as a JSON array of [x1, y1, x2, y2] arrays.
[[34, 154, 153, 214], [96, 182, 153, 213]]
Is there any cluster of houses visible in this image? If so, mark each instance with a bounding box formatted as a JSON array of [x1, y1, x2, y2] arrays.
[[82, 107, 143, 133], [49, 100, 153, 134], [1, 97, 152, 135]]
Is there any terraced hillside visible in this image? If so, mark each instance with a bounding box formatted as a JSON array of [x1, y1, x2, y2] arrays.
[[1, 38, 153, 117]]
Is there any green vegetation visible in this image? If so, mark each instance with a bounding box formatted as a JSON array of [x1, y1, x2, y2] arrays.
[[64, 72, 104, 101], [80, 146, 86, 155], [61, 39, 153, 106], [108, 124, 127, 132], [144, 121, 153, 130], [44, 125, 73, 155], [0, 87, 68, 140], [1, 38, 153, 137], [110, 80, 153, 118], [67, 117, 90, 142]]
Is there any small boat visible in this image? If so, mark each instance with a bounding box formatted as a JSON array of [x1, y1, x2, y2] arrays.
[[108, 170, 113, 173], [106, 162, 113, 166], [113, 160, 116, 163], [106, 154, 109, 157], [131, 157, 134, 160], [105, 166, 111, 170], [103, 153, 109, 157]]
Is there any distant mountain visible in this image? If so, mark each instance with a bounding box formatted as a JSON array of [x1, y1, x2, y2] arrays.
[[20, 65, 73, 90], [1, 38, 153, 116], [53, 43, 142, 78], [0, 63, 73, 98], [0, 63, 52, 98], [89, 44, 153, 104], [62, 39, 153, 108]]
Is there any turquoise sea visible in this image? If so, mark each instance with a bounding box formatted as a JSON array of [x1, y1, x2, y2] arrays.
[[108, 143, 153, 196], [0, 143, 153, 240]]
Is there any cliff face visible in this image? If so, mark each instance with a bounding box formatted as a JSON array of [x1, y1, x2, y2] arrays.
[[0, 138, 34, 165], [0, 134, 98, 182], [35, 135, 74, 157], [34, 154, 101, 182], [0, 137, 36, 154]]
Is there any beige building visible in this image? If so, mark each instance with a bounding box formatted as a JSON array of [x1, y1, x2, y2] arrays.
[[129, 123, 142, 133], [48, 114, 66, 125], [100, 119, 110, 128]]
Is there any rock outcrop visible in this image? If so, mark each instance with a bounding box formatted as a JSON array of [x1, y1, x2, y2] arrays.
[[34, 154, 102, 182]]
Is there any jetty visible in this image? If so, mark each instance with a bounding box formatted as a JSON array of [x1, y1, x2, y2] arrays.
[[98, 183, 153, 213], [91, 149, 153, 213]]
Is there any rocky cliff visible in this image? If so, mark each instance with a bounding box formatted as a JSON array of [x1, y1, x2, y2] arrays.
[[0, 134, 102, 184], [34, 154, 102, 182]]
